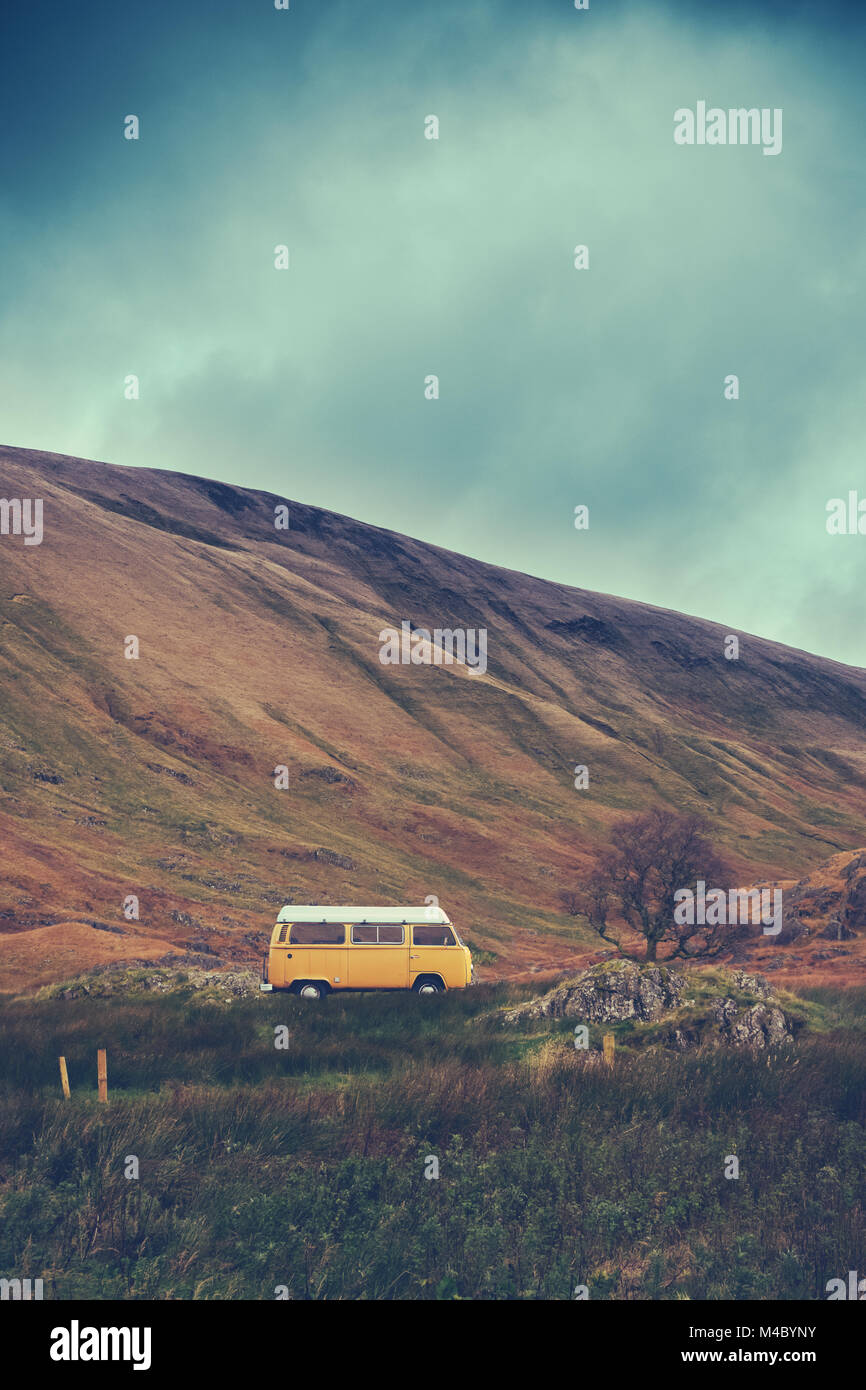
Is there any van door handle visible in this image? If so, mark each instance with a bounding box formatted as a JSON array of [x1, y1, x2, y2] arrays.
[[410, 954, 419, 958]]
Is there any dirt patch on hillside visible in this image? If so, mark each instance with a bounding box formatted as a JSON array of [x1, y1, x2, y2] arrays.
[[0, 922, 184, 993]]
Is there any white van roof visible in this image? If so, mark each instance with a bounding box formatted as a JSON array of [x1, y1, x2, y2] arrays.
[[276, 905, 451, 925]]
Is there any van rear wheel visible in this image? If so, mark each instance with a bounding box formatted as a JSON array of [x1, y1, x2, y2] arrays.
[[296, 981, 328, 1000]]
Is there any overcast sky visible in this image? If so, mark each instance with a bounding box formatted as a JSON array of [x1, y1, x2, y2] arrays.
[[2, 0, 865, 664]]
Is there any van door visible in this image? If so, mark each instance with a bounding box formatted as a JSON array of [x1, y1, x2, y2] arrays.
[[273, 923, 304, 988], [287, 923, 347, 989], [410, 922, 460, 987], [308, 943, 348, 989], [347, 924, 409, 989]]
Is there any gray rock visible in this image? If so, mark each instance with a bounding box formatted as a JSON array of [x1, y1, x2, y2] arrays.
[[504, 961, 686, 1025], [819, 916, 857, 941], [312, 848, 356, 870], [726, 969, 775, 1000], [302, 766, 356, 787], [171, 910, 201, 928], [708, 998, 792, 1047], [503, 961, 795, 1050]]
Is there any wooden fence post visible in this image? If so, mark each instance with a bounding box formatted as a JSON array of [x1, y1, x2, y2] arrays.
[[97, 1048, 108, 1103], [58, 1056, 70, 1099], [603, 1032, 615, 1067]]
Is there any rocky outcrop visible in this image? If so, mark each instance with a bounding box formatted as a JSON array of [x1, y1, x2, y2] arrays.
[[819, 917, 857, 941], [312, 847, 356, 869], [504, 961, 685, 1025], [302, 766, 356, 788], [712, 997, 791, 1046], [667, 978, 792, 1050], [503, 962, 796, 1049], [726, 969, 775, 1000], [776, 849, 866, 942], [43, 960, 262, 1002], [841, 855, 866, 933]]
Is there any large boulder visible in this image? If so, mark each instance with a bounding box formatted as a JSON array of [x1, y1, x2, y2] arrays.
[[711, 998, 791, 1046], [666, 974, 793, 1048], [504, 960, 686, 1025], [503, 963, 796, 1049]]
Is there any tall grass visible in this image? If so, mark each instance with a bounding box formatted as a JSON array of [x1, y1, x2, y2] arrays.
[[0, 985, 863, 1299]]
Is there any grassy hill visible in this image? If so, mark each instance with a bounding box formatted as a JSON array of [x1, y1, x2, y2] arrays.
[[3, 444, 866, 989]]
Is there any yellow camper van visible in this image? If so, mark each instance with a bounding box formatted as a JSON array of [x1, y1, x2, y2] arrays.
[[261, 905, 473, 998]]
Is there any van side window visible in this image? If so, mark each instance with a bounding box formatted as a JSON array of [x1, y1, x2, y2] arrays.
[[377, 925, 404, 944], [351, 925, 405, 944], [413, 924, 456, 947], [288, 924, 346, 945]]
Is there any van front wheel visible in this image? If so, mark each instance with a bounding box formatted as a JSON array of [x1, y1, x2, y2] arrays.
[[414, 978, 444, 995]]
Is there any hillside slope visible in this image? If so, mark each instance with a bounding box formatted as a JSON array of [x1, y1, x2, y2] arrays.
[[2, 445, 866, 990]]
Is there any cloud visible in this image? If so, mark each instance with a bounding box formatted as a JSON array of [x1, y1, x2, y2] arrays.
[[1, 0, 864, 663]]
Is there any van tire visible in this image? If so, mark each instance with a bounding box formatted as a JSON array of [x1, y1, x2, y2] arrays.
[[413, 977, 445, 995], [296, 981, 329, 1000]]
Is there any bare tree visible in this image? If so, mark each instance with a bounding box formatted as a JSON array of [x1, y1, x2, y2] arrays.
[[559, 890, 582, 917], [571, 808, 731, 962]]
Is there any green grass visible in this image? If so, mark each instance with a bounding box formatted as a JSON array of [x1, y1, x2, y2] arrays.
[[0, 982, 863, 1300], [794, 985, 866, 1032]]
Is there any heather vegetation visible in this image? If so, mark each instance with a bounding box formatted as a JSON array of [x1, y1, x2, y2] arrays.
[[0, 979, 863, 1300]]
